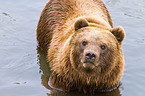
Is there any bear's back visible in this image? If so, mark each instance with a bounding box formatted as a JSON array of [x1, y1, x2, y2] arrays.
[[37, 0, 113, 51]]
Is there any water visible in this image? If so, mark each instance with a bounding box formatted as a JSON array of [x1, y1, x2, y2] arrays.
[[0, 0, 145, 96]]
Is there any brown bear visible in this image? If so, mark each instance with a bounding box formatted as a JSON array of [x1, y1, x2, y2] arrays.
[[37, 0, 125, 93]]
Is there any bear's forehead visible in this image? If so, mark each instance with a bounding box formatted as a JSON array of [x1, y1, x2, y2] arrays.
[[78, 27, 111, 36], [75, 28, 117, 44], [78, 29, 113, 40]]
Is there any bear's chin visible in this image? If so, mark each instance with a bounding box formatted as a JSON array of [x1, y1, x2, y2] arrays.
[[81, 62, 99, 73], [81, 63, 101, 75], [83, 62, 96, 69], [80, 60, 98, 71]]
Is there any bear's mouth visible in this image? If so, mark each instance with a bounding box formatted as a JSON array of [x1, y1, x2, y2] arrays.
[[84, 61, 95, 65], [82, 61, 96, 69]]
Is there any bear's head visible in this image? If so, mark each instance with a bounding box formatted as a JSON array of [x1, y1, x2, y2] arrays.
[[69, 17, 125, 76]]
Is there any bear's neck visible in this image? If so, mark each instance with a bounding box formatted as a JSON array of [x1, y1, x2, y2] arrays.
[[50, 69, 120, 93]]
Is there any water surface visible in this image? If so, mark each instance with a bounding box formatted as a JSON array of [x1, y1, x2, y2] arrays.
[[0, 0, 145, 96]]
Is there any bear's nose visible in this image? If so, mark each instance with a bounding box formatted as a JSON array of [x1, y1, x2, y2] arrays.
[[85, 52, 96, 60]]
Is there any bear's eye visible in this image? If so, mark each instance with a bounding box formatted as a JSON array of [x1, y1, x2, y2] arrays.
[[100, 45, 106, 50], [82, 41, 87, 46]]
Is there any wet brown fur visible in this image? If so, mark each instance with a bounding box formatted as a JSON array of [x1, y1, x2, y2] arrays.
[[37, 0, 113, 51], [37, 0, 124, 93]]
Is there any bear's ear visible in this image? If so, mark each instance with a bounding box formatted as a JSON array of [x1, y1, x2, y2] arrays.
[[74, 17, 89, 31], [111, 26, 125, 44]]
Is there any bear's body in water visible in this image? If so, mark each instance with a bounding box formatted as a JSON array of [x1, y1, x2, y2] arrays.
[[37, 0, 125, 93]]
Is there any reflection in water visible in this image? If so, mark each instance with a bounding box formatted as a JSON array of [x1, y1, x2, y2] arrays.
[[37, 47, 123, 96], [37, 47, 52, 90]]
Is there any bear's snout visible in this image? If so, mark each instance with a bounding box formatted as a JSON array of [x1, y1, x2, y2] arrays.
[[85, 51, 96, 60], [84, 50, 98, 64], [81, 50, 98, 70]]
